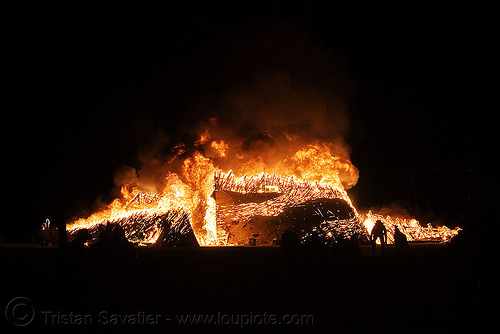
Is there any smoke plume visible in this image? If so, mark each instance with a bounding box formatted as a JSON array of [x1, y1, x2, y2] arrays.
[[115, 23, 360, 192]]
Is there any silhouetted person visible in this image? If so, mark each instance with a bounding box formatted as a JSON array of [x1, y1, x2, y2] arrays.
[[39, 219, 59, 246], [56, 229, 93, 309], [111, 226, 138, 270], [332, 232, 347, 258], [68, 229, 92, 266], [96, 228, 112, 249], [89, 228, 113, 269], [105, 226, 138, 307], [49, 225, 59, 246], [104, 221, 114, 234], [280, 229, 302, 260], [58, 220, 68, 247], [303, 231, 328, 261], [57, 228, 93, 295], [88, 228, 116, 304], [349, 232, 361, 257], [393, 226, 409, 255], [370, 220, 387, 256], [70, 229, 92, 245]]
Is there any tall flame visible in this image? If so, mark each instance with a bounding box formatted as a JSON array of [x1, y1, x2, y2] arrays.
[[67, 138, 458, 245]]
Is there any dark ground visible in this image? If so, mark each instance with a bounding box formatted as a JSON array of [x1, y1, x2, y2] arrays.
[[0, 243, 493, 333]]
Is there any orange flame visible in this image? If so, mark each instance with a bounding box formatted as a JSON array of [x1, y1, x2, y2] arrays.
[[210, 140, 229, 158], [67, 133, 458, 245]]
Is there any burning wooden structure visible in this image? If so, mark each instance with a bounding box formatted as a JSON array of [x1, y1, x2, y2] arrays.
[[67, 143, 459, 246]]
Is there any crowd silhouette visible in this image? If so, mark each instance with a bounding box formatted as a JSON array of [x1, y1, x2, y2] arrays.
[[61, 224, 138, 269], [280, 220, 416, 261], [56, 224, 139, 310]]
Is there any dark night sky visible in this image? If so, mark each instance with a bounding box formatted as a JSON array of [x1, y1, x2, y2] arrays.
[[2, 2, 496, 241]]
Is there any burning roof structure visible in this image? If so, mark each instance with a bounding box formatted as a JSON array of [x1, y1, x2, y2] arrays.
[[214, 170, 365, 245]]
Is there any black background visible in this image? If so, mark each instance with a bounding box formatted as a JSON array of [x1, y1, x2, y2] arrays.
[[3, 2, 496, 241]]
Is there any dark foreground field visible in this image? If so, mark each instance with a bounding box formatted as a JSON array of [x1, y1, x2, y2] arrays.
[[0, 244, 492, 333]]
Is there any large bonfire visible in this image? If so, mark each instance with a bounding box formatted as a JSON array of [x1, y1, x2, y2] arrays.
[[67, 131, 459, 246]]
